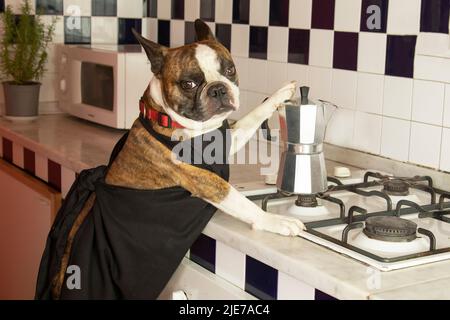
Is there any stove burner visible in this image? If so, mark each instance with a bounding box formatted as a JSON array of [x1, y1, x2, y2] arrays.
[[363, 216, 418, 242], [383, 179, 410, 196], [295, 194, 318, 208]]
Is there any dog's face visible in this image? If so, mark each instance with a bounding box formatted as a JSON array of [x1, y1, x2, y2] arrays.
[[133, 20, 239, 126]]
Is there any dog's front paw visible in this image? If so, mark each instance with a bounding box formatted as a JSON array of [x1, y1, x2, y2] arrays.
[[267, 81, 297, 109], [252, 212, 305, 237]]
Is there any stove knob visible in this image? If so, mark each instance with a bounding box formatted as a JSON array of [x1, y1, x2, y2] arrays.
[[334, 166, 351, 178]]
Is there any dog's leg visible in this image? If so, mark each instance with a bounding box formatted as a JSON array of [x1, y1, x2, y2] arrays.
[[229, 81, 296, 155]]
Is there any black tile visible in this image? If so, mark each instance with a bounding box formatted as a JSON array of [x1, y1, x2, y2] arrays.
[[92, 0, 117, 17], [288, 28, 310, 65], [216, 23, 231, 51], [249, 26, 268, 60], [185, 21, 196, 44], [64, 16, 91, 44], [245, 256, 277, 300], [233, 0, 249, 24], [385, 35, 417, 78], [200, 0, 215, 22], [315, 289, 338, 300], [333, 31, 359, 71], [145, 0, 158, 18], [360, 0, 388, 32], [0, 0, 4, 13], [2, 138, 12, 163], [158, 20, 171, 47], [269, 0, 289, 26], [172, 0, 185, 19], [311, 0, 335, 30], [190, 234, 216, 273], [118, 18, 142, 44], [420, 0, 450, 33], [36, 0, 63, 15]]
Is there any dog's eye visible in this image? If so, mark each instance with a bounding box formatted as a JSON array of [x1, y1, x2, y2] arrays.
[[180, 80, 198, 90], [225, 66, 236, 77]]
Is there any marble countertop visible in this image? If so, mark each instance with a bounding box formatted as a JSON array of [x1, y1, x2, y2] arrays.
[[1, 114, 450, 300]]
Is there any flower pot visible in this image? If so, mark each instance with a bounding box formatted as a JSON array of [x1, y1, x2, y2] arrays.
[[2, 81, 41, 121]]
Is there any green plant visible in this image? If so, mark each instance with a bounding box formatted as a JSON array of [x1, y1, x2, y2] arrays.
[[0, 0, 56, 85]]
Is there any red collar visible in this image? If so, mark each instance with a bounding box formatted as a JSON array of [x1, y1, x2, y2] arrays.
[[139, 100, 184, 129]]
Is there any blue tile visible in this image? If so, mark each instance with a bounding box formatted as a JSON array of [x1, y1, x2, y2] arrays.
[[360, 0, 388, 33], [385, 35, 417, 78], [36, 0, 63, 15], [233, 0, 249, 24], [64, 16, 91, 44], [158, 19, 171, 47], [249, 26, 268, 60], [333, 32, 359, 71], [420, 0, 450, 33], [311, 0, 335, 30], [245, 256, 278, 300], [118, 18, 142, 44], [185, 21, 196, 44], [315, 289, 338, 300], [92, 0, 117, 17], [216, 23, 231, 51], [200, 0, 215, 22], [270, 0, 289, 27], [288, 28, 310, 65], [190, 234, 216, 273], [172, 0, 185, 19], [145, 0, 158, 18]]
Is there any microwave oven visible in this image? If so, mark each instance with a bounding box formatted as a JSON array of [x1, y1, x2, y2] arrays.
[[57, 44, 153, 129]]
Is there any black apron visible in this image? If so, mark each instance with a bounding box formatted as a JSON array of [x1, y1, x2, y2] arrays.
[[35, 117, 230, 299]]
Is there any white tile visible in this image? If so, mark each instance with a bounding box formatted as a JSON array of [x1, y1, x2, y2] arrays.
[[353, 112, 383, 154], [249, 0, 270, 26], [416, 33, 449, 56], [267, 61, 288, 94], [277, 272, 315, 300], [91, 17, 118, 44], [267, 27, 289, 62], [185, 0, 200, 21], [334, 0, 361, 32], [12, 143, 24, 169], [381, 117, 411, 162], [246, 91, 268, 111], [325, 107, 355, 148], [356, 73, 384, 115], [157, 0, 172, 20], [215, 242, 246, 289], [409, 122, 442, 169], [205, 22, 216, 36], [387, 0, 421, 34], [440, 128, 450, 172], [287, 64, 310, 89], [234, 57, 250, 90], [332, 69, 357, 109], [61, 166, 77, 199], [246, 59, 268, 93], [357, 32, 387, 74], [289, 0, 312, 29], [414, 54, 450, 83], [309, 29, 334, 68], [215, 0, 233, 23], [40, 72, 58, 102], [170, 20, 185, 48], [412, 80, 445, 126], [231, 89, 249, 120], [231, 24, 249, 57], [309, 67, 332, 101], [117, 0, 143, 18], [35, 153, 48, 182], [41, 16, 64, 44], [443, 84, 450, 128], [64, 0, 91, 16], [5, 0, 35, 13], [383, 76, 413, 120], [145, 18, 158, 42]]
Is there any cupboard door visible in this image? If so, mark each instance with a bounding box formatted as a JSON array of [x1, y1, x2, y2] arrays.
[[0, 159, 61, 299]]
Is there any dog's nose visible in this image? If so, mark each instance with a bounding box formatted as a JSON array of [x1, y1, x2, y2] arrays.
[[207, 83, 228, 99]]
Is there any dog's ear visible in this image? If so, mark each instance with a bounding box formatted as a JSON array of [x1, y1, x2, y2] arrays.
[[132, 28, 168, 74], [195, 19, 215, 41]]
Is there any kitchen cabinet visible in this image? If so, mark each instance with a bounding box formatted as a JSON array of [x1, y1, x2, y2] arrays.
[[0, 159, 61, 300]]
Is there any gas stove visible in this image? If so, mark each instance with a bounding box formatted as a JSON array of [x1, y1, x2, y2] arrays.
[[248, 171, 450, 271]]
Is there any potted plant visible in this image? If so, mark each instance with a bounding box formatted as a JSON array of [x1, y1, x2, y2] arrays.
[[0, 0, 56, 120]]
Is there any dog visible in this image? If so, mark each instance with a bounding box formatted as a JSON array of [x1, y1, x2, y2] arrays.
[[36, 19, 304, 300]]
